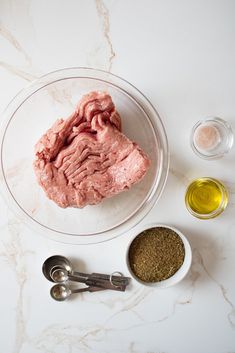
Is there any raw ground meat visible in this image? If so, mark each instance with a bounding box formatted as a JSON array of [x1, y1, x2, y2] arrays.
[[34, 91, 150, 208]]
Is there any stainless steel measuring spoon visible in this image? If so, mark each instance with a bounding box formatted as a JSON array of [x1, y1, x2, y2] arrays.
[[50, 267, 86, 283], [42, 255, 130, 289], [49, 267, 126, 291], [50, 267, 129, 290], [50, 284, 105, 301], [42, 255, 82, 282]]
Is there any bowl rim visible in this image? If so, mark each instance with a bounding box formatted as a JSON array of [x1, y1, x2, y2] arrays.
[[126, 223, 192, 288], [0, 67, 169, 244]]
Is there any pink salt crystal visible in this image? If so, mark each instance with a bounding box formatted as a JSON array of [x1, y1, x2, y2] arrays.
[[194, 124, 221, 151]]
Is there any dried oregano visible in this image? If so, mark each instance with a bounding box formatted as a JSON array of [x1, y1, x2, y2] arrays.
[[128, 227, 185, 282]]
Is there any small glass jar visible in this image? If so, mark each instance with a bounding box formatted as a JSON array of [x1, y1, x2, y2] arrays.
[[190, 117, 233, 159], [185, 177, 228, 219]]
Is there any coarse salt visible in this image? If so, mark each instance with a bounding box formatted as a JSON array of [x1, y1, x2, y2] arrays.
[[193, 124, 221, 151]]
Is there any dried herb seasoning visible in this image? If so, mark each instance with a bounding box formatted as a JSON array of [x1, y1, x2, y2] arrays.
[[128, 227, 185, 282]]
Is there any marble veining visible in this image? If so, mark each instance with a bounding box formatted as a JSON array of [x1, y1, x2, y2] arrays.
[[169, 167, 190, 186], [194, 249, 235, 328], [1, 218, 32, 353], [0, 23, 32, 65], [95, 0, 116, 72], [0, 1, 235, 352], [0, 20, 39, 82], [0, 61, 37, 81]]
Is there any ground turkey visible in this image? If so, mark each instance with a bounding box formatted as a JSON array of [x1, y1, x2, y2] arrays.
[[34, 91, 150, 208]]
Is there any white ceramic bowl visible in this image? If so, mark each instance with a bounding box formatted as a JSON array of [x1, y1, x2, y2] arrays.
[[126, 224, 192, 288]]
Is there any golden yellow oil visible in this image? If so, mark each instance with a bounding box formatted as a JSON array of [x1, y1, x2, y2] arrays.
[[185, 178, 228, 219]]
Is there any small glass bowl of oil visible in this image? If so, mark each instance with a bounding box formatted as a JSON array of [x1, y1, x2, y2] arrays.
[[185, 177, 228, 219]]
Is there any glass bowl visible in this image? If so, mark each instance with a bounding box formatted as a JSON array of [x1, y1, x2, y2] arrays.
[[0, 68, 169, 244], [190, 117, 234, 160], [185, 177, 228, 219]]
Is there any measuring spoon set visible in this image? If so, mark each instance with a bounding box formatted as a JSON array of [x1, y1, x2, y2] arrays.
[[42, 255, 130, 301]]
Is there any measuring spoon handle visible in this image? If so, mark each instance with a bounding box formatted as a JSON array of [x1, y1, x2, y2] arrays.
[[69, 272, 129, 290], [70, 271, 90, 283], [85, 278, 126, 291], [71, 286, 105, 294], [72, 270, 130, 284], [91, 272, 130, 285]]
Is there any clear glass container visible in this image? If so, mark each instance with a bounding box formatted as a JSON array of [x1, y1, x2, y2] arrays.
[[185, 177, 228, 219], [0, 68, 169, 244], [190, 117, 234, 160]]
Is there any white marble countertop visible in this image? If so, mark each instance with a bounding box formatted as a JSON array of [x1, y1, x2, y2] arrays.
[[0, 1, 235, 352]]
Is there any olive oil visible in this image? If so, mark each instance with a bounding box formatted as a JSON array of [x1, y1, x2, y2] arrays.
[[185, 177, 228, 219]]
